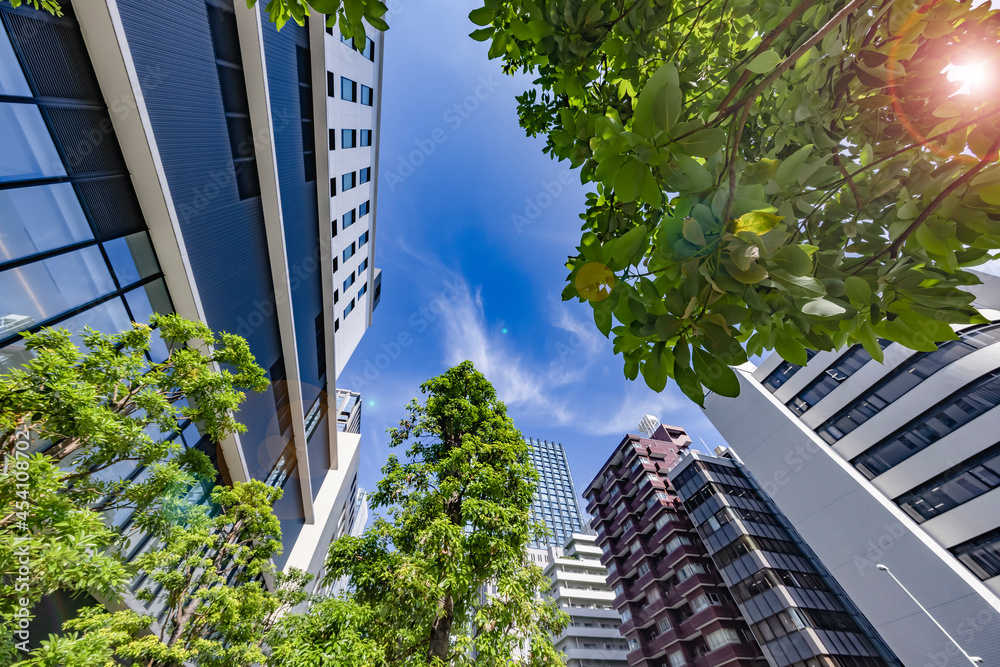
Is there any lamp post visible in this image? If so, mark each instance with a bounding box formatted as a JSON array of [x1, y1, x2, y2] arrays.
[[876, 564, 983, 665]]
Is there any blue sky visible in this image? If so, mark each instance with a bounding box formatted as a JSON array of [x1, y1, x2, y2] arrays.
[[340, 0, 726, 513]]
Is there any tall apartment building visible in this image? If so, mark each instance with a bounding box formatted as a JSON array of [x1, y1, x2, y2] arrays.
[[584, 425, 766, 667], [539, 532, 631, 667], [0, 0, 381, 626], [527, 437, 587, 548], [667, 449, 898, 667], [703, 293, 1000, 665]]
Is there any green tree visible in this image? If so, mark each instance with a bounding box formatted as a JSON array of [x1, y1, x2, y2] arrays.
[[13, 481, 310, 667], [0, 316, 267, 658], [272, 361, 567, 667], [469, 0, 1000, 404]]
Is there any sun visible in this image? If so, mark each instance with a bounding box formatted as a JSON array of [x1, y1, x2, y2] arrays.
[[944, 60, 995, 97]]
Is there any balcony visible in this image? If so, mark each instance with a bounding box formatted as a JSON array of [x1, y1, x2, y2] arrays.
[[690, 641, 760, 667]]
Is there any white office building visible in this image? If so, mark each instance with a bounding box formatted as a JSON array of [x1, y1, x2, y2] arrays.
[[326, 23, 383, 378], [540, 533, 630, 667], [703, 281, 1000, 667]]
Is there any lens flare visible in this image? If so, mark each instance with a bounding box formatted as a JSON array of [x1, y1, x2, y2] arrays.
[[945, 60, 994, 97]]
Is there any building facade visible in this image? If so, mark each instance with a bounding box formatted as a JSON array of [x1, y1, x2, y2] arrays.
[[527, 437, 587, 548], [584, 425, 766, 667], [667, 450, 898, 667], [0, 0, 381, 631], [703, 300, 1000, 665], [540, 532, 631, 667]]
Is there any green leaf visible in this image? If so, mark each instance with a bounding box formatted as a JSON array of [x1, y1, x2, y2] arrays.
[[801, 298, 846, 317], [771, 245, 814, 276], [747, 50, 782, 74], [639, 169, 663, 208], [674, 364, 705, 407], [981, 183, 1000, 206], [730, 210, 782, 234], [682, 218, 706, 246], [615, 159, 644, 203], [632, 62, 681, 137], [693, 348, 740, 397], [640, 342, 669, 392], [593, 299, 613, 336], [468, 6, 495, 25], [469, 27, 493, 41], [844, 276, 871, 306], [674, 155, 713, 193], [612, 225, 648, 267], [774, 144, 814, 188], [774, 331, 808, 365], [858, 322, 884, 363], [677, 128, 726, 158], [727, 262, 768, 284]]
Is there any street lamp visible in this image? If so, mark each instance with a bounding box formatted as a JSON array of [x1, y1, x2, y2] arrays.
[[876, 564, 984, 665]]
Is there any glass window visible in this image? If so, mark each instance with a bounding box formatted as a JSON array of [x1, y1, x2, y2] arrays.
[[360, 129, 372, 146], [342, 171, 356, 191], [344, 298, 355, 318], [342, 209, 356, 230], [820, 323, 1000, 444], [952, 527, 1000, 580], [359, 167, 371, 183], [359, 231, 369, 247], [0, 183, 92, 262], [360, 84, 373, 105], [340, 77, 357, 101], [343, 272, 355, 292], [124, 279, 172, 360], [761, 351, 818, 392], [358, 258, 368, 273], [57, 297, 132, 349], [897, 443, 1000, 522], [103, 232, 159, 288], [787, 341, 890, 416], [0, 23, 31, 96], [341, 129, 356, 148], [0, 246, 115, 334], [359, 200, 370, 217], [0, 103, 66, 183], [853, 370, 1000, 478], [669, 649, 685, 667], [705, 628, 741, 651], [343, 243, 356, 262]]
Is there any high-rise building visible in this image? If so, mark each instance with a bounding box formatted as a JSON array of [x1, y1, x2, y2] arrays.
[[584, 425, 766, 667], [637, 415, 662, 437], [538, 532, 631, 667], [702, 300, 1000, 665], [667, 448, 899, 667], [526, 437, 586, 548], [0, 0, 382, 631]]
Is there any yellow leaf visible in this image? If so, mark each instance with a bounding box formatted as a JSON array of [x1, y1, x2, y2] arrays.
[[730, 211, 783, 235]]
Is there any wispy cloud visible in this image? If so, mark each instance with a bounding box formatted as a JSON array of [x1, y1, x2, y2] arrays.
[[434, 273, 693, 435]]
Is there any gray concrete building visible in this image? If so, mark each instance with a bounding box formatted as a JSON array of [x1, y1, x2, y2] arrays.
[[703, 295, 1000, 667]]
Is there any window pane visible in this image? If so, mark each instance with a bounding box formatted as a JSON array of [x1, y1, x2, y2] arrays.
[[58, 297, 132, 349], [0, 246, 115, 333], [0, 103, 66, 182], [103, 232, 159, 287], [0, 23, 31, 96], [0, 183, 92, 262]]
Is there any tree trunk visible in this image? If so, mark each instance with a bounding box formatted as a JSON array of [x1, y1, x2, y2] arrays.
[[428, 594, 454, 662]]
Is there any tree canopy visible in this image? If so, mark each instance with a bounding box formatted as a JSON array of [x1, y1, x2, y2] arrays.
[[468, 0, 1000, 404], [290, 361, 568, 666], [0, 316, 267, 663]]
